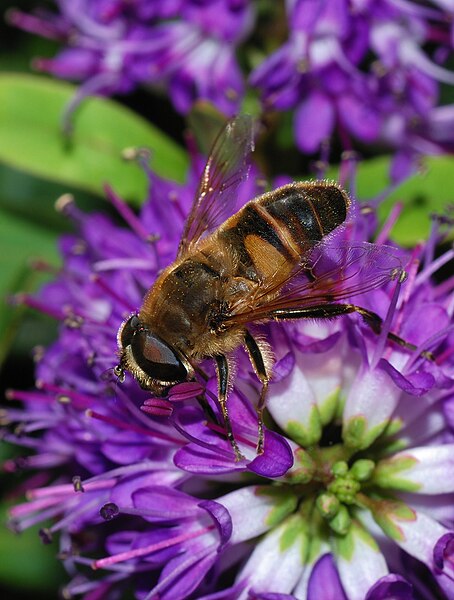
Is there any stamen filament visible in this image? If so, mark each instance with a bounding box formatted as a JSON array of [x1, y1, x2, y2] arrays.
[[93, 258, 155, 272], [6, 9, 66, 39], [104, 185, 152, 241], [415, 248, 454, 287], [28, 479, 115, 499], [90, 274, 137, 310], [93, 527, 212, 569], [12, 294, 65, 320], [372, 276, 403, 368], [375, 202, 403, 245], [6, 389, 55, 404], [86, 409, 183, 444], [36, 382, 96, 410]]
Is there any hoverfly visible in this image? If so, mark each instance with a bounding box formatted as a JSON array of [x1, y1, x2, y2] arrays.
[[116, 115, 409, 460]]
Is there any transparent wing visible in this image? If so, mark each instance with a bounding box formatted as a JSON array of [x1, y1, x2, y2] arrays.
[[177, 115, 256, 258], [224, 241, 405, 325]]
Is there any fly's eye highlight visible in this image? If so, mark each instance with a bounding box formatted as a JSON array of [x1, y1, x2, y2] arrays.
[[118, 314, 141, 349], [131, 331, 188, 383]]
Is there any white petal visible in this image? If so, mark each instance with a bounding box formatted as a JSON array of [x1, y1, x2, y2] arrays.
[[333, 521, 388, 600], [387, 392, 444, 448], [236, 518, 305, 598], [268, 358, 322, 446], [388, 507, 448, 566], [218, 485, 297, 545], [375, 445, 454, 494], [343, 365, 401, 449]]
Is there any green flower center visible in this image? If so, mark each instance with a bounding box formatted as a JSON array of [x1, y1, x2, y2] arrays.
[[259, 388, 419, 555], [314, 459, 375, 535]]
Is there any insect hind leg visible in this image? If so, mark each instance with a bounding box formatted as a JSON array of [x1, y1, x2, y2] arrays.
[[271, 303, 432, 358], [348, 305, 434, 359]]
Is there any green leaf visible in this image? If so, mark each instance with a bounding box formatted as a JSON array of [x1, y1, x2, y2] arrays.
[[0, 207, 60, 365], [327, 155, 454, 245], [0, 162, 112, 231], [0, 501, 65, 592], [0, 74, 189, 204], [0, 163, 118, 364], [377, 156, 454, 245]]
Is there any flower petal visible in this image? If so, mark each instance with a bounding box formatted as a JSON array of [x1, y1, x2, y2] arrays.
[[373, 445, 454, 494], [365, 573, 413, 600], [338, 93, 381, 142], [294, 91, 335, 153], [198, 500, 233, 547], [333, 521, 388, 600], [432, 532, 454, 598], [132, 486, 200, 521], [343, 364, 401, 450], [237, 517, 306, 597], [307, 553, 347, 600], [218, 486, 298, 545], [379, 359, 435, 396], [248, 430, 294, 478], [268, 360, 322, 447]]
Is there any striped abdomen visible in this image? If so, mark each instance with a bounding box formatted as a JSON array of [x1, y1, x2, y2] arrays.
[[217, 181, 350, 282]]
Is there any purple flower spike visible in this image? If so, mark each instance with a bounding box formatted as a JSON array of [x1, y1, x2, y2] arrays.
[[10, 0, 255, 118], [251, 0, 454, 175], [3, 149, 454, 599]]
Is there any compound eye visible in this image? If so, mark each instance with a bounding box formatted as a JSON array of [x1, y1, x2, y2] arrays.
[[131, 331, 188, 383], [118, 315, 140, 349]]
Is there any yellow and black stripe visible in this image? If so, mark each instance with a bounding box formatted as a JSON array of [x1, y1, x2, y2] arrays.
[[218, 181, 350, 281]]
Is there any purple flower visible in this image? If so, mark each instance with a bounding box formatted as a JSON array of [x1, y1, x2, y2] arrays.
[[8, 0, 254, 120], [250, 0, 454, 180], [3, 151, 454, 599]]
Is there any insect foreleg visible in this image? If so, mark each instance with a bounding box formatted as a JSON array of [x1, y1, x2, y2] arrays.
[[244, 330, 271, 455], [270, 303, 429, 356], [214, 354, 245, 461]]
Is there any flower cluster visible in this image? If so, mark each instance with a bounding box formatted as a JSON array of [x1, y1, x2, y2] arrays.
[[251, 0, 454, 180], [3, 156, 454, 599], [8, 1, 454, 171], [8, 0, 254, 121]]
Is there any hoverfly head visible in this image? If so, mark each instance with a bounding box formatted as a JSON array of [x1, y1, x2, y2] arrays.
[[116, 314, 189, 395]]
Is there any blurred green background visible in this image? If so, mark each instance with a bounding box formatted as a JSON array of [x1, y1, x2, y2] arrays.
[[1, 3, 66, 596], [1, 2, 86, 597]]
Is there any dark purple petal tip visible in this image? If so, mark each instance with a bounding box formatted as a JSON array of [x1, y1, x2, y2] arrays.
[[434, 532, 454, 571], [307, 554, 347, 600], [198, 499, 233, 547], [248, 430, 293, 478], [365, 574, 414, 600]]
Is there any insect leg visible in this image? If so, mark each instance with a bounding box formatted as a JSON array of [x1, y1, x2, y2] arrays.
[[271, 303, 428, 356], [244, 330, 271, 455], [214, 354, 245, 461]]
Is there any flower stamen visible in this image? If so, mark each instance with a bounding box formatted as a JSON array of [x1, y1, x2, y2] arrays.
[[92, 526, 214, 570]]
